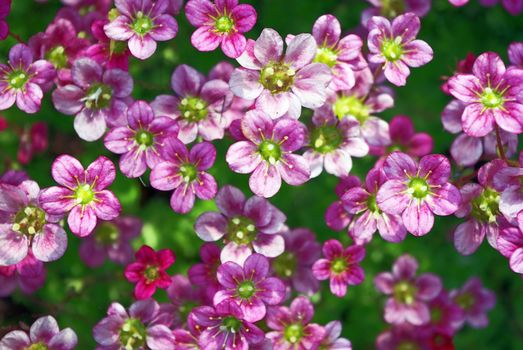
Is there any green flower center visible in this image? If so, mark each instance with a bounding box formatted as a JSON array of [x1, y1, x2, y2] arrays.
[[333, 95, 369, 123], [179, 163, 198, 183], [393, 281, 418, 305], [227, 216, 256, 245], [331, 257, 347, 274], [215, 16, 235, 33], [45, 46, 68, 69], [132, 11, 153, 36], [471, 187, 500, 223], [84, 83, 112, 110], [25, 343, 48, 350], [314, 47, 338, 68], [119, 318, 147, 350], [380, 0, 405, 18], [480, 87, 504, 109], [431, 307, 443, 323], [310, 125, 343, 154], [273, 251, 297, 278], [222, 316, 242, 332], [179, 97, 209, 122], [12, 205, 47, 236], [397, 342, 421, 350], [367, 194, 381, 213], [258, 140, 282, 164], [454, 292, 475, 311], [260, 62, 295, 94], [95, 222, 120, 245], [8, 70, 29, 90], [144, 265, 159, 283], [407, 177, 430, 199], [284, 323, 304, 344], [75, 184, 95, 205], [381, 38, 403, 62], [237, 280, 256, 299], [135, 129, 154, 147]]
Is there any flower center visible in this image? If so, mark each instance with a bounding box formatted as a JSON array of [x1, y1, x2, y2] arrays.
[[310, 125, 343, 154], [119, 318, 147, 350], [480, 87, 504, 109], [396, 342, 421, 350], [132, 11, 153, 36], [367, 194, 381, 213], [333, 95, 369, 123], [84, 83, 112, 110], [179, 97, 209, 122], [454, 292, 475, 311], [135, 129, 154, 147], [215, 15, 235, 33], [330, 257, 347, 274], [393, 281, 417, 305], [222, 316, 242, 333], [407, 177, 430, 199], [8, 70, 29, 90], [94, 222, 120, 245], [12, 205, 47, 236], [144, 265, 160, 283], [25, 343, 49, 350], [227, 216, 256, 245], [380, 0, 405, 18], [260, 62, 295, 94], [75, 184, 95, 205], [471, 187, 500, 223], [314, 47, 338, 68], [258, 140, 282, 164], [45, 46, 68, 69], [273, 251, 297, 278], [431, 307, 443, 323], [179, 163, 198, 183], [284, 323, 304, 344], [237, 280, 256, 299], [381, 38, 403, 62]]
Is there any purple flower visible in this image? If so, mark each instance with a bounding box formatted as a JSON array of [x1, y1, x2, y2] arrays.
[[362, 0, 431, 27], [0, 44, 55, 114], [448, 52, 523, 136], [312, 239, 365, 297], [367, 13, 433, 86], [79, 216, 142, 267], [342, 168, 407, 244], [424, 291, 465, 336], [0, 180, 67, 265], [0, 252, 46, 297], [188, 242, 222, 303], [84, 19, 131, 70], [318, 321, 352, 350], [374, 254, 443, 326], [325, 176, 362, 232], [266, 296, 325, 350], [195, 185, 286, 265], [377, 152, 461, 236], [509, 42, 523, 67], [52, 58, 133, 141], [0, 316, 77, 350], [104, 100, 179, 178], [189, 300, 265, 350], [497, 225, 523, 274], [0, 0, 11, 40], [493, 155, 523, 225], [449, 277, 496, 328], [304, 104, 369, 178], [150, 139, 217, 214], [230, 28, 332, 119], [104, 0, 178, 60], [376, 325, 430, 350], [93, 299, 175, 349], [185, 0, 257, 58], [151, 64, 232, 144], [39, 155, 121, 237], [167, 274, 205, 327], [226, 110, 310, 198], [479, 0, 523, 15]]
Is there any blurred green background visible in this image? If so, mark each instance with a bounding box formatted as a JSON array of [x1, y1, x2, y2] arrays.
[[1, 0, 523, 349]]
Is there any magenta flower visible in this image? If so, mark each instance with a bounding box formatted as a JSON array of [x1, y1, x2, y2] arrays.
[[104, 0, 178, 60], [497, 225, 523, 274], [377, 152, 461, 236], [93, 299, 175, 349], [17, 122, 48, 165], [479, 0, 523, 15], [79, 216, 142, 267], [124, 244, 175, 300], [424, 291, 465, 336], [448, 52, 523, 136], [367, 13, 433, 86], [318, 321, 353, 350], [226, 110, 310, 198], [84, 19, 131, 70], [325, 175, 362, 231], [312, 239, 365, 297], [185, 0, 257, 58], [150, 139, 217, 214], [52, 58, 133, 141], [342, 168, 407, 244], [195, 185, 286, 265], [0, 180, 67, 265], [167, 274, 205, 327], [0, 252, 46, 297], [0, 0, 10, 40], [362, 0, 431, 26], [188, 242, 222, 303], [449, 277, 496, 328], [39, 155, 121, 237], [374, 254, 443, 326], [104, 100, 179, 178], [0, 44, 55, 114], [509, 42, 523, 67], [266, 296, 325, 350], [151, 64, 232, 144], [376, 325, 430, 350], [230, 28, 332, 119], [0, 316, 77, 350], [441, 52, 475, 95], [493, 155, 523, 225], [189, 300, 265, 350]]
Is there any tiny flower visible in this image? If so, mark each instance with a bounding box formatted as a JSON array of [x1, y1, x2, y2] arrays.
[[367, 13, 433, 86], [318, 321, 352, 350], [150, 139, 217, 214], [312, 239, 365, 297], [195, 185, 286, 265], [226, 109, 310, 198], [0, 316, 77, 350], [230, 28, 332, 119], [104, 0, 178, 60], [325, 175, 362, 231], [449, 277, 496, 328], [84, 19, 131, 70], [266, 296, 325, 350], [0, 43, 56, 114], [214, 253, 286, 322], [448, 52, 523, 136], [104, 100, 179, 178], [39, 155, 121, 237], [185, 0, 257, 58], [188, 242, 222, 302], [374, 254, 443, 326], [124, 245, 175, 300], [93, 299, 175, 349], [0, 252, 46, 297], [52, 58, 133, 141], [377, 152, 461, 236], [0, 0, 11, 40]]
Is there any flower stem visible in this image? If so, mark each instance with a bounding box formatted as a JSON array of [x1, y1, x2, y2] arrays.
[[494, 124, 507, 162], [8, 31, 25, 44]]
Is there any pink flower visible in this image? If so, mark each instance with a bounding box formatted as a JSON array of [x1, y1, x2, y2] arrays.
[[188, 242, 222, 303], [0, 0, 11, 40], [124, 244, 175, 300], [0, 252, 46, 297], [185, 0, 257, 58], [84, 19, 131, 70], [497, 225, 523, 274], [17, 122, 48, 165], [318, 321, 353, 350], [449, 277, 496, 328], [509, 42, 523, 68], [423, 291, 465, 337]]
